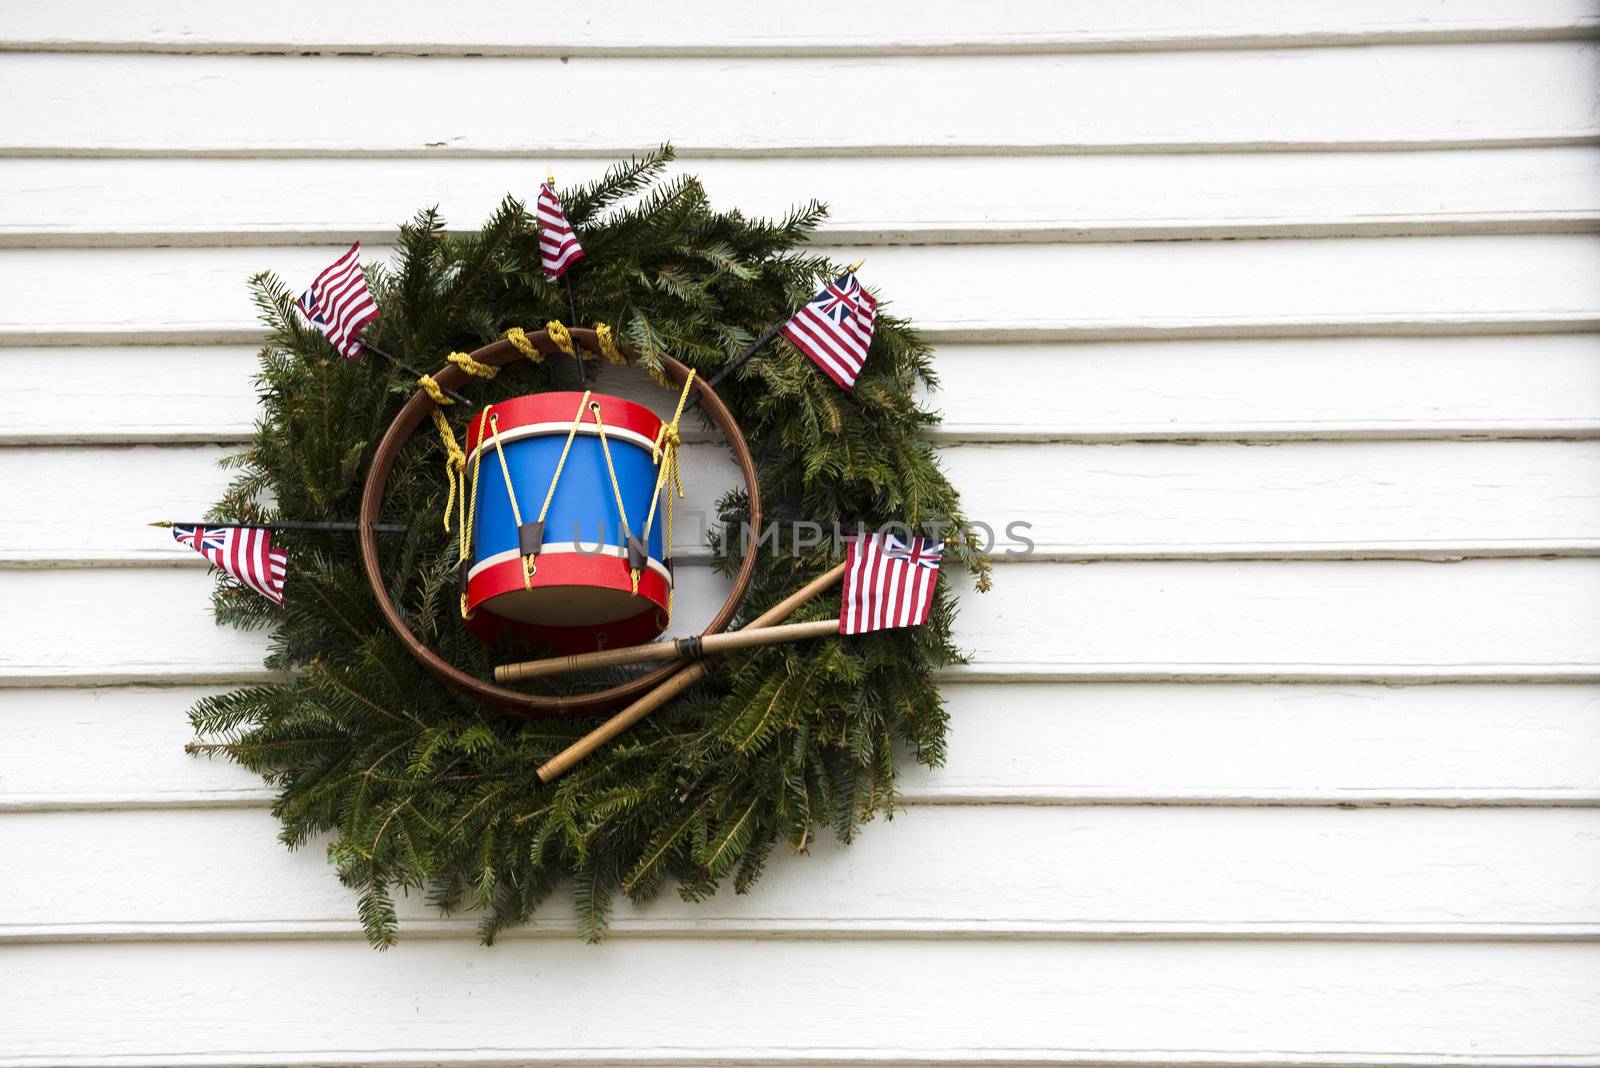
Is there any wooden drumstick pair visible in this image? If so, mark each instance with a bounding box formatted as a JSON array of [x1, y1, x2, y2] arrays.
[[526, 561, 847, 782]]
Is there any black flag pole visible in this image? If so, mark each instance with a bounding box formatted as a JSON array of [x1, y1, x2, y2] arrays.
[[550, 168, 588, 388], [151, 520, 408, 535], [682, 258, 863, 416], [564, 274, 587, 387]]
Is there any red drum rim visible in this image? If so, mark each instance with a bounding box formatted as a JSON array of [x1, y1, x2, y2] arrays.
[[463, 391, 664, 461], [357, 329, 763, 718], [464, 550, 673, 653]]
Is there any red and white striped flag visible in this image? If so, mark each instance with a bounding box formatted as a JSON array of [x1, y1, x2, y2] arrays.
[[536, 182, 586, 281], [296, 243, 380, 360], [839, 532, 942, 635], [173, 525, 288, 607], [781, 271, 878, 391]]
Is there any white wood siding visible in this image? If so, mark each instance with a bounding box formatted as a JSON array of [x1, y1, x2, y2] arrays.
[[1, 4, 1597, 1065]]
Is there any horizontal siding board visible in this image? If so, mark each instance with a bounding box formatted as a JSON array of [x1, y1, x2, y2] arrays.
[[915, 682, 1600, 805], [4, 45, 1599, 156], [916, 440, 1600, 557], [5, 683, 1599, 811], [7, 335, 1600, 446], [7, 440, 1600, 566], [4, 806, 1597, 938], [7, 0, 1599, 54], [5, 941, 1597, 1063], [7, 149, 1600, 247], [4, 559, 1598, 685], [6, 236, 1600, 346], [930, 334, 1600, 441]]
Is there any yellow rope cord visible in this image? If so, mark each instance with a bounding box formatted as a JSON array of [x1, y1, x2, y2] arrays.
[[485, 415, 526, 530], [594, 322, 628, 365], [511, 389, 595, 589], [503, 326, 543, 363], [588, 400, 639, 595], [418, 376, 469, 540], [446, 350, 499, 379], [484, 409, 539, 591], [545, 320, 579, 359], [417, 374, 450, 406], [639, 370, 696, 619], [536, 390, 593, 527], [466, 409, 487, 559], [460, 407, 490, 620]]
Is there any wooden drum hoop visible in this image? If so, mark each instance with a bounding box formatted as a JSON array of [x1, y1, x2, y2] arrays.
[[358, 329, 762, 717]]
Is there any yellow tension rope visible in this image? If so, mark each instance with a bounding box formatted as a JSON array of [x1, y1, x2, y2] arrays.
[[536, 391, 594, 531], [460, 407, 489, 619], [587, 401, 639, 595], [640, 370, 696, 618], [589, 371, 697, 607]]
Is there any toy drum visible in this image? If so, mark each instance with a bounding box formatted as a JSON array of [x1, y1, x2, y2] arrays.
[[462, 391, 672, 653]]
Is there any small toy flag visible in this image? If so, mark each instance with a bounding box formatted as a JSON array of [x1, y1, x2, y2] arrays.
[[173, 525, 288, 607], [536, 182, 586, 281], [839, 532, 942, 635], [296, 243, 380, 360], [781, 271, 878, 391]]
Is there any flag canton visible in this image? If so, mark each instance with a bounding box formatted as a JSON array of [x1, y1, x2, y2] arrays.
[[811, 277, 875, 324], [296, 288, 331, 328], [884, 535, 943, 569], [173, 525, 227, 552]]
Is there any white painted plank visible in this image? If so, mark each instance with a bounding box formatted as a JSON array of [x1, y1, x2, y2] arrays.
[[7, 236, 1600, 346], [915, 682, 1600, 805], [931, 334, 1600, 441], [0, 346, 267, 443], [924, 440, 1600, 558], [8, 149, 1600, 246], [955, 559, 1600, 681], [4, 559, 1599, 686], [8, 440, 1599, 567], [5, 45, 1599, 156], [8, 334, 1600, 445], [4, 941, 1596, 1064], [7, 0, 1598, 54], [6, 683, 1598, 811], [4, 805, 1596, 941]]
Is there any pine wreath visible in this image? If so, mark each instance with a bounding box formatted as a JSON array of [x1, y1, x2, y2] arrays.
[[190, 146, 991, 946]]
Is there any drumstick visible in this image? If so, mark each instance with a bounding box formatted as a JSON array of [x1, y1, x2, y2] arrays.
[[497, 618, 839, 682], [536, 561, 847, 783]]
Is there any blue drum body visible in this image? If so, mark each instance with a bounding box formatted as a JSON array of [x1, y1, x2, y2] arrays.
[[463, 392, 672, 653]]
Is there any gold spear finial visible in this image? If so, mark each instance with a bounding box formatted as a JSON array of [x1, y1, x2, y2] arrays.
[[846, 258, 864, 273], [547, 167, 556, 187], [147, 521, 174, 528]]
